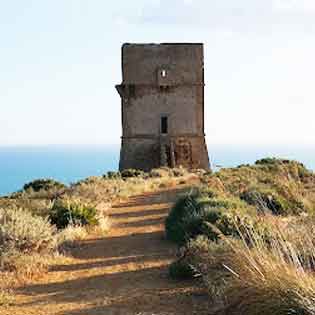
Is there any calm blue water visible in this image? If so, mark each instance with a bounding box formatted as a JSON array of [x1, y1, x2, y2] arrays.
[[0, 146, 119, 196], [0, 144, 314, 196]]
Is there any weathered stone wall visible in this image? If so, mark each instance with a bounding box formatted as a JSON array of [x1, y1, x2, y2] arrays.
[[119, 136, 209, 171], [116, 43, 210, 171], [123, 86, 199, 136], [119, 138, 160, 171], [122, 44, 204, 86]]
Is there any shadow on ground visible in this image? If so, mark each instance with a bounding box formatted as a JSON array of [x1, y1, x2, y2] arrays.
[[10, 186, 210, 315]]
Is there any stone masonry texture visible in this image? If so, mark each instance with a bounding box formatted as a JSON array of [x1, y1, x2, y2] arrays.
[[116, 43, 210, 171]]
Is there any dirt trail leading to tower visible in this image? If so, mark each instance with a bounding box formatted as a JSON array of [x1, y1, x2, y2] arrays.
[[2, 186, 210, 315]]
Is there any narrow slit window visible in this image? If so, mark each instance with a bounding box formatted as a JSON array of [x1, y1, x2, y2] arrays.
[[161, 116, 168, 134], [161, 69, 167, 78]]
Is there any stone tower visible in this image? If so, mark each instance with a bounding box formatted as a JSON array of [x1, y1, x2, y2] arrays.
[[116, 43, 210, 171]]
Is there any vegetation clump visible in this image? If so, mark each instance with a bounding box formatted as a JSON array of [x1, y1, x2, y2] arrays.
[[201, 223, 315, 315], [165, 190, 256, 245], [202, 158, 314, 215], [0, 207, 58, 284], [23, 179, 66, 192], [121, 169, 146, 179], [0, 207, 56, 254], [103, 171, 121, 180], [165, 158, 315, 314], [240, 187, 305, 215], [49, 201, 98, 229], [169, 259, 196, 280]]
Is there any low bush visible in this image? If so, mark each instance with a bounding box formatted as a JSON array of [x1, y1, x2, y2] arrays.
[[169, 235, 221, 281], [103, 171, 121, 180], [240, 188, 305, 215], [23, 179, 66, 192], [165, 191, 256, 245], [165, 193, 200, 245], [169, 260, 196, 280], [56, 224, 88, 250], [255, 157, 290, 166], [184, 235, 232, 288], [0, 207, 56, 254], [121, 169, 146, 179], [255, 158, 312, 180], [202, 157, 315, 215], [49, 201, 98, 229]]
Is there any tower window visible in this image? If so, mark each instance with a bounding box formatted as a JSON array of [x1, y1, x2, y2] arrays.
[[161, 69, 167, 78], [161, 116, 168, 134]]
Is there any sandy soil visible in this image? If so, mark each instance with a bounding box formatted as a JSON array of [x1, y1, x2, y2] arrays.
[[1, 186, 210, 315]]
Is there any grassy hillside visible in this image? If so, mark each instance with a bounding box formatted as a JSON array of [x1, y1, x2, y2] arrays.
[[166, 158, 315, 315]]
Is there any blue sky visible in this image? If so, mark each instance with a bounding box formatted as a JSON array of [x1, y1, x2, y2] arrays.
[[1, 0, 315, 146]]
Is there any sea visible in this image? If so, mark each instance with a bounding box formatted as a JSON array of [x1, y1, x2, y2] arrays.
[[0, 144, 314, 196]]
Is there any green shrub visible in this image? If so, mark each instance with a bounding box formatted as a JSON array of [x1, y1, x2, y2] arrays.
[[103, 171, 121, 180], [165, 194, 200, 245], [297, 163, 313, 180], [49, 201, 98, 229], [121, 169, 146, 179], [23, 179, 66, 192], [198, 186, 217, 199], [208, 157, 315, 214], [184, 235, 232, 284], [202, 210, 235, 241], [165, 192, 255, 245], [254, 158, 312, 180], [169, 260, 196, 280], [255, 157, 290, 166], [240, 188, 305, 215], [0, 207, 56, 254]]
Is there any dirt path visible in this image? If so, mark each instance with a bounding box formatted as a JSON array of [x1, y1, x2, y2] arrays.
[[2, 186, 210, 315]]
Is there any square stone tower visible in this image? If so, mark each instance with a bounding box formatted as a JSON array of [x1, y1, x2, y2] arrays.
[[116, 43, 210, 171]]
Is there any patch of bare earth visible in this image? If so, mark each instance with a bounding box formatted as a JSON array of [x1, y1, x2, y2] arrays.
[[0, 186, 210, 315]]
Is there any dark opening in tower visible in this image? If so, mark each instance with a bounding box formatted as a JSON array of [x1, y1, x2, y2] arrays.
[[161, 116, 168, 134]]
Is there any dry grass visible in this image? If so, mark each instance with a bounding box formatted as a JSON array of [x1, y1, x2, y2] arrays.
[[187, 219, 315, 315], [219, 228, 315, 315], [56, 224, 88, 248], [202, 159, 315, 216], [1, 251, 52, 279], [64, 168, 194, 207], [0, 167, 193, 305], [0, 207, 57, 254], [160, 160, 315, 314]]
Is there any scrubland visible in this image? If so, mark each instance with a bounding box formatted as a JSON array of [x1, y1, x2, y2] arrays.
[[166, 158, 315, 314], [0, 167, 192, 305], [2, 158, 315, 314]]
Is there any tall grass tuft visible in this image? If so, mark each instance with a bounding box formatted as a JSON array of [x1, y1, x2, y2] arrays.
[[198, 222, 315, 315]]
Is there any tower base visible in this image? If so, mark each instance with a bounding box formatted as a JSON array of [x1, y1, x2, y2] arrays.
[[119, 136, 209, 171]]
